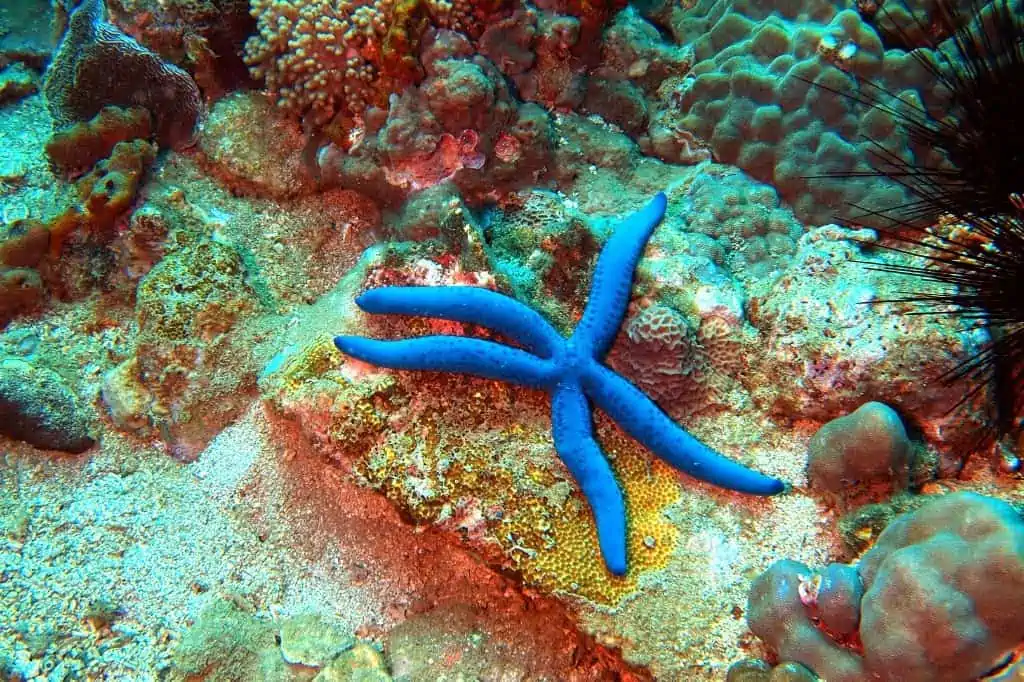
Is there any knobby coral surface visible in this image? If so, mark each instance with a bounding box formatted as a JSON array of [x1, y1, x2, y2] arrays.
[[749, 492, 1024, 682]]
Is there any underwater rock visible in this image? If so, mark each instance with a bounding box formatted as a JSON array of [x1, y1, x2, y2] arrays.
[[727, 658, 772, 681], [806, 401, 910, 503], [485, 189, 596, 331], [100, 358, 153, 434], [169, 598, 283, 680], [421, 58, 497, 135], [0, 357, 93, 453], [0, 219, 49, 269], [0, 267, 44, 328], [582, 77, 649, 136], [0, 0, 52, 68], [749, 492, 1024, 682], [133, 237, 263, 460], [478, 9, 539, 77], [278, 614, 354, 667], [749, 224, 988, 456], [197, 92, 315, 200], [315, 642, 391, 682], [594, 6, 694, 95], [512, 12, 586, 110], [0, 63, 38, 106]]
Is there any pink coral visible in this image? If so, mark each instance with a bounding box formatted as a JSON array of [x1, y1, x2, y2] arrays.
[[244, 0, 503, 128], [749, 492, 1024, 682], [609, 304, 708, 414]]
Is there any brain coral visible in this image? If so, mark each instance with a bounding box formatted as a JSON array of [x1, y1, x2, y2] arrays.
[[45, 0, 201, 148]]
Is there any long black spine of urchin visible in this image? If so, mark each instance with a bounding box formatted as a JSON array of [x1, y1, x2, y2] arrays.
[[806, 0, 1024, 227], [860, 211, 1024, 435], [812, 0, 1024, 444]]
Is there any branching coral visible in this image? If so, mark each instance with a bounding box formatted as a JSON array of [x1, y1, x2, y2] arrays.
[[244, 0, 506, 129]]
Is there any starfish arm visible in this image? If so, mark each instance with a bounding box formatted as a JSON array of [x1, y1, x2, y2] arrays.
[[582, 362, 786, 496], [551, 380, 628, 576], [334, 335, 556, 388], [574, 193, 668, 358], [356, 286, 563, 356]]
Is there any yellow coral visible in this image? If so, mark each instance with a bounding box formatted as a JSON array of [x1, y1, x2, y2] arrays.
[[265, 336, 681, 605], [346, 373, 679, 605], [512, 425, 681, 604], [271, 334, 347, 393]]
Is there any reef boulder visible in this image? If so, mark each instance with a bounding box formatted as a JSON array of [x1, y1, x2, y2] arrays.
[[0, 357, 94, 453]]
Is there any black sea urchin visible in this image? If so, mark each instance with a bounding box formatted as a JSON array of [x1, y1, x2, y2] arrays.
[[823, 0, 1024, 442], [856, 0, 1024, 225]]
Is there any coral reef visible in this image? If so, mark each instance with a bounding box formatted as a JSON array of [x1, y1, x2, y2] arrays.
[[749, 492, 1024, 682], [50, 139, 157, 255], [44, 0, 201, 148], [607, 303, 750, 420], [104, 0, 254, 99], [727, 658, 820, 681], [261, 275, 686, 603], [6, 0, 1024, 679], [641, 0, 949, 225], [0, 135, 155, 322], [334, 195, 784, 574], [244, 0, 505, 130], [315, 27, 556, 205]]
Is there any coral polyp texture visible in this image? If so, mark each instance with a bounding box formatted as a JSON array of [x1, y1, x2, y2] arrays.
[[641, 0, 951, 225], [244, 0, 502, 128], [749, 492, 1024, 682], [334, 193, 785, 575]]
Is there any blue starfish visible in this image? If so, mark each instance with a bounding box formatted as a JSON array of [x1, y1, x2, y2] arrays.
[[335, 193, 786, 576]]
